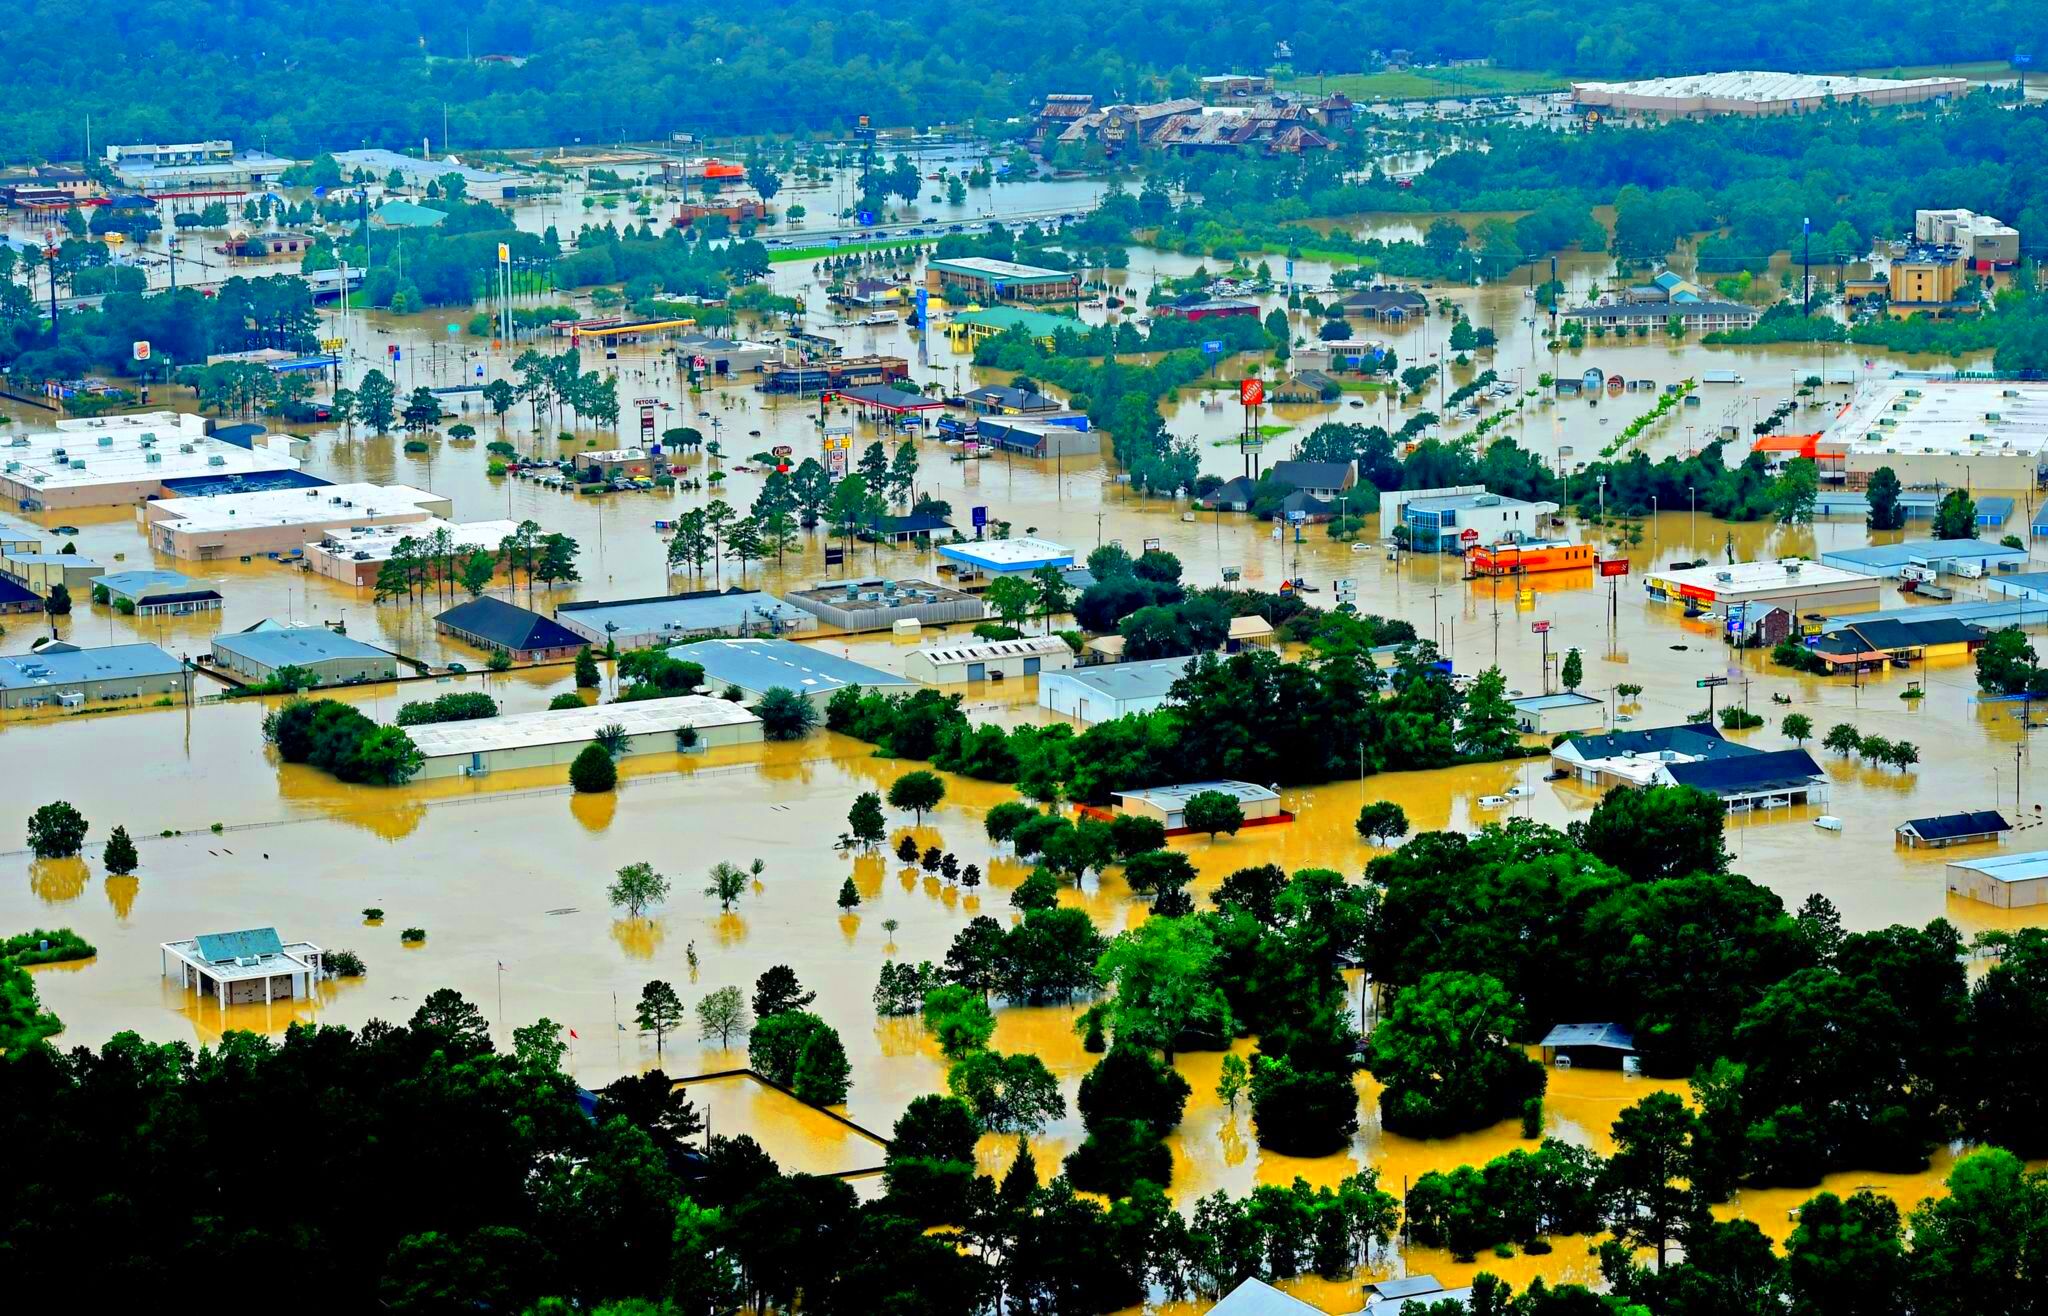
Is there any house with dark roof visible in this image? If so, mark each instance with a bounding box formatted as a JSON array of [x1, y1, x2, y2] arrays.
[[0, 574, 39, 616], [436, 596, 587, 661], [1337, 287, 1429, 321], [961, 384, 1062, 415], [1539, 1022, 1638, 1070], [865, 511, 956, 544], [1897, 810, 2011, 849], [1660, 748, 1828, 811], [1269, 459, 1357, 500], [1202, 475, 1258, 513], [1810, 617, 1988, 672]]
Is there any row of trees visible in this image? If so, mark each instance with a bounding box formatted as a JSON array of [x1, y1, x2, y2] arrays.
[[370, 520, 581, 605]]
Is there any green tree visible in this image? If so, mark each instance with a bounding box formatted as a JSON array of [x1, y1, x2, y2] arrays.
[[402, 386, 442, 431], [1570, 784, 1728, 880], [1604, 1091, 1701, 1269], [922, 983, 996, 1058], [26, 801, 88, 858], [1560, 647, 1584, 692], [754, 686, 819, 740], [1367, 970, 1545, 1137], [1782, 713, 1814, 744], [1356, 801, 1410, 845], [1181, 789, 1244, 841], [1863, 466, 1906, 531], [696, 984, 748, 1047], [574, 646, 601, 689], [607, 861, 670, 919], [1931, 488, 1978, 540], [569, 742, 616, 792], [847, 791, 886, 849], [704, 861, 751, 913], [749, 1010, 852, 1104], [1216, 1052, 1250, 1112], [1784, 1191, 1906, 1316], [102, 824, 139, 875], [1457, 666, 1522, 759], [635, 979, 686, 1060], [355, 368, 397, 432], [888, 770, 946, 824], [1823, 721, 1865, 755], [837, 876, 861, 910], [753, 964, 816, 1018], [1770, 458, 1819, 524], [947, 1049, 1067, 1134], [984, 575, 1036, 630], [1092, 916, 1233, 1061]]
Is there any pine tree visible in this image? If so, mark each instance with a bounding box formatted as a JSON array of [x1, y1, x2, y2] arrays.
[[102, 824, 139, 876]]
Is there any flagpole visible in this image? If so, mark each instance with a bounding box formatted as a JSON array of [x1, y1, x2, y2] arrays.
[[496, 960, 504, 1040]]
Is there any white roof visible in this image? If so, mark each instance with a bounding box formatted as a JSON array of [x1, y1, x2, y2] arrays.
[[1823, 381, 2048, 459], [1115, 779, 1280, 809], [915, 635, 1070, 665], [1574, 71, 1965, 104], [1650, 558, 1867, 593], [149, 483, 445, 534], [406, 694, 757, 758], [1947, 850, 2048, 884], [304, 518, 519, 565], [581, 447, 649, 462], [0, 412, 298, 493], [938, 536, 1074, 568]]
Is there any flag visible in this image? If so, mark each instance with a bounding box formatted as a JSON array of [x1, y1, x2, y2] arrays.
[[569, 1029, 579, 1039], [497, 960, 506, 970]]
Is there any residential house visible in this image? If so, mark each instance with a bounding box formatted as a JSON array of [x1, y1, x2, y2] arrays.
[[435, 597, 588, 662], [1897, 810, 2011, 849]]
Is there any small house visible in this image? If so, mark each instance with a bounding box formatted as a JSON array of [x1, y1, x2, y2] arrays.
[[1897, 810, 2010, 849], [161, 927, 326, 1008], [435, 597, 588, 662], [1539, 1022, 1639, 1071]]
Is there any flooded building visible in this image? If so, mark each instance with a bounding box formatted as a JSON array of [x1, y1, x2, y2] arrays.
[[1335, 287, 1428, 322], [1819, 539, 2029, 580], [1561, 298, 1761, 333], [1947, 850, 2048, 908], [1209, 1277, 1326, 1316], [210, 620, 399, 687], [1569, 71, 1967, 120], [1538, 1022, 1639, 1071], [0, 641, 189, 710], [1551, 724, 1746, 789], [435, 597, 588, 662], [555, 588, 816, 646], [146, 483, 450, 561], [0, 576, 38, 616], [1113, 780, 1284, 831], [1039, 656, 1191, 723], [1363, 1276, 1474, 1316], [105, 140, 293, 193], [1663, 748, 1829, 811], [783, 578, 983, 632], [160, 927, 326, 1007], [406, 695, 762, 779], [1642, 558, 1879, 611], [945, 307, 1083, 350], [1915, 208, 2020, 270], [927, 256, 1082, 304], [304, 518, 520, 588], [0, 411, 303, 509], [1384, 486, 1559, 553], [95, 569, 222, 616], [904, 635, 1074, 684], [1, 549, 104, 598], [937, 537, 1075, 580], [972, 415, 1101, 459], [1509, 691, 1606, 735], [1821, 382, 2048, 490], [1897, 810, 2010, 849], [685, 637, 914, 710], [330, 148, 522, 200], [960, 384, 1064, 416]]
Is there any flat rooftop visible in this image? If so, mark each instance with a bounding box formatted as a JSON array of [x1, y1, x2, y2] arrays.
[[1573, 71, 1966, 104], [0, 642, 183, 690], [1, 412, 298, 495], [916, 635, 1071, 665], [1650, 558, 1868, 592], [557, 589, 811, 633], [929, 256, 1076, 283], [686, 637, 914, 695], [1116, 780, 1280, 809], [214, 625, 391, 668], [306, 518, 519, 565], [1051, 656, 1194, 701], [1948, 851, 2048, 885], [96, 569, 199, 599], [150, 483, 446, 534], [937, 537, 1075, 570], [786, 578, 977, 614], [1823, 381, 2048, 459], [405, 694, 758, 758], [1821, 539, 2030, 570], [1510, 691, 1604, 711]]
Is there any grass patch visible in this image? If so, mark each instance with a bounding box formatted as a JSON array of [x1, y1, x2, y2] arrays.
[[0, 928, 97, 967], [1278, 66, 1565, 101], [768, 238, 936, 264]]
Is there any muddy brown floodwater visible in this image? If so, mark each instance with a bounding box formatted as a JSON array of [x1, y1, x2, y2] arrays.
[[2, 222, 2042, 1308]]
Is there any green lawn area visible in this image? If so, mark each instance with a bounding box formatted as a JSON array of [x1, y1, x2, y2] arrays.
[[768, 238, 935, 264], [1841, 59, 2020, 81], [1278, 66, 1566, 101]]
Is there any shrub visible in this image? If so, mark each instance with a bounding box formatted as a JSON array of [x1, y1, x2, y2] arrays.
[[326, 949, 367, 977], [362, 908, 385, 921], [102, 825, 139, 875], [261, 698, 423, 784], [570, 742, 618, 793], [549, 692, 586, 710], [400, 928, 426, 944], [394, 691, 500, 726], [0, 928, 97, 966], [755, 686, 820, 740]]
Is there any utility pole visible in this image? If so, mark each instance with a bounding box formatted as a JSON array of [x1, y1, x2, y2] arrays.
[[1801, 217, 1812, 317]]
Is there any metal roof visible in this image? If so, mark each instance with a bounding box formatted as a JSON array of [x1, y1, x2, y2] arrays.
[[938, 537, 1075, 570], [556, 589, 808, 636], [436, 597, 587, 653], [1207, 1278, 1327, 1316], [0, 641, 183, 690], [1821, 539, 2030, 571], [916, 635, 1071, 665], [1899, 810, 2010, 841], [1948, 850, 2048, 884], [1557, 723, 1735, 761], [97, 569, 197, 601], [1511, 691, 1603, 711], [194, 927, 284, 963], [1664, 748, 1824, 795], [1047, 656, 1195, 702], [1539, 1022, 1637, 1052], [406, 694, 758, 758], [929, 256, 1075, 283], [686, 637, 913, 695], [1116, 780, 1280, 809], [215, 625, 390, 668]]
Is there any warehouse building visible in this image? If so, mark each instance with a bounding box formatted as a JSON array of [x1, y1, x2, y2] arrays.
[[1, 549, 104, 598], [904, 635, 1074, 684], [555, 588, 816, 647], [211, 620, 398, 686], [1112, 780, 1283, 831], [783, 578, 984, 632], [1947, 850, 2048, 908], [927, 256, 1082, 303], [147, 483, 450, 561], [1571, 71, 1966, 120], [0, 640, 189, 709], [685, 637, 914, 711], [972, 414, 1101, 459], [95, 569, 222, 616], [1509, 691, 1606, 736], [330, 148, 522, 200], [1643, 558, 1880, 611], [435, 597, 588, 662], [407, 695, 763, 779], [1038, 656, 1192, 724], [0, 412, 304, 509], [1821, 381, 2048, 491], [106, 140, 294, 193], [1819, 539, 2029, 580], [303, 518, 520, 588]]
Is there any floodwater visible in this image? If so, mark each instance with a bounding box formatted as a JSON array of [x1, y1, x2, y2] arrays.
[[3, 205, 2043, 1309]]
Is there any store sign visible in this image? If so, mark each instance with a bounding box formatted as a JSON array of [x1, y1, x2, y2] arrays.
[[1239, 378, 1264, 407], [1598, 557, 1630, 577]]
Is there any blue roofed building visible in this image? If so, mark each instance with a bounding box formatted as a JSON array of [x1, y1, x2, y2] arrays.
[[1550, 723, 1827, 809], [937, 536, 1075, 578], [1897, 810, 2010, 849], [0, 640, 190, 709], [211, 619, 398, 686], [435, 597, 587, 662], [96, 569, 223, 616], [1661, 747, 1828, 811], [684, 637, 914, 711], [161, 925, 327, 1008]]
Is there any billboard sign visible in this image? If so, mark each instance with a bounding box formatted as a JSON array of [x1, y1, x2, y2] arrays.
[[1531, 620, 1552, 634], [971, 505, 988, 529], [131, 340, 150, 361], [1239, 378, 1264, 407], [1201, 339, 1224, 355], [1598, 557, 1630, 577]]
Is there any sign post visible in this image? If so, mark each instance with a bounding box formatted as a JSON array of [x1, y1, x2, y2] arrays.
[[1239, 377, 1266, 479], [1532, 619, 1553, 691], [1696, 674, 1729, 720]]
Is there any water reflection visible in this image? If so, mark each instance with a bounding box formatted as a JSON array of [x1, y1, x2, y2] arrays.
[[28, 858, 88, 904], [104, 876, 139, 921]]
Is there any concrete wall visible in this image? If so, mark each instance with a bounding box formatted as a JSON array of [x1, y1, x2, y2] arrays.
[[413, 718, 764, 779], [1947, 870, 2047, 909], [1037, 673, 1168, 724], [0, 669, 191, 710], [905, 647, 1074, 684]]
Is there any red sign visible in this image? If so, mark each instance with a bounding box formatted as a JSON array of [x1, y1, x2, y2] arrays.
[[1459, 527, 1480, 544], [1598, 557, 1631, 578], [1239, 378, 1264, 407], [1531, 620, 1552, 634]]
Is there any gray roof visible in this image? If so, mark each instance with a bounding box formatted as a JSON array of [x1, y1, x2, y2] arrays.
[[556, 589, 806, 636], [1821, 539, 2029, 570], [1209, 1278, 1326, 1316], [1948, 850, 2048, 884], [1511, 691, 1604, 711], [97, 569, 199, 602], [1540, 1022, 1637, 1052], [0, 641, 183, 691], [215, 624, 389, 667], [1271, 459, 1352, 489], [194, 927, 283, 962], [1367, 1278, 1451, 1301], [1047, 656, 1194, 702], [685, 637, 913, 696]]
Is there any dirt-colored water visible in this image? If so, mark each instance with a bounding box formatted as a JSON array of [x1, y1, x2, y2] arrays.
[[4, 210, 2043, 1311]]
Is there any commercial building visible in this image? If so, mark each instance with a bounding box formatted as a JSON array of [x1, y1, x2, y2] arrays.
[[1384, 486, 1560, 553], [945, 307, 1084, 349], [1947, 850, 2048, 908], [1154, 299, 1260, 322], [2, 550, 103, 598], [0, 515, 38, 554], [160, 927, 326, 1008], [1112, 780, 1283, 831], [0, 576, 39, 616], [972, 415, 1101, 459], [0, 411, 304, 510], [211, 620, 398, 686], [303, 518, 520, 588], [572, 447, 656, 481], [904, 635, 1074, 684], [373, 200, 447, 229], [105, 141, 294, 194], [1819, 381, 2048, 491], [1897, 810, 2010, 849], [1885, 247, 1976, 318], [1915, 208, 2021, 269], [673, 333, 780, 375], [1570, 71, 1966, 120], [1819, 538, 2029, 580], [938, 537, 1075, 579], [684, 638, 915, 710], [331, 148, 523, 200], [1336, 287, 1429, 322], [1467, 540, 1597, 576], [407, 695, 763, 779], [1509, 691, 1607, 736], [1561, 299, 1761, 333], [783, 578, 984, 632], [757, 354, 910, 395], [95, 569, 222, 616], [1038, 656, 1192, 723], [1807, 617, 1987, 672], [555, 588, 816, 647], [0, 641, 189, 710], [1364, 1276, 1475, 1316], [927, 257, 1082, 304], [435, 597, 588, 662], [147, 483, 449, 561], [1643, 558, 1880, 611], [1663, 748, 1829, 811], [961, 384, 1064, 415], [1551, 723, 1750, 789]]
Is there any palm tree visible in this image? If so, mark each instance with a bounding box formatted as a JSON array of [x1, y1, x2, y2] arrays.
[[594, 723, 629, 757]]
